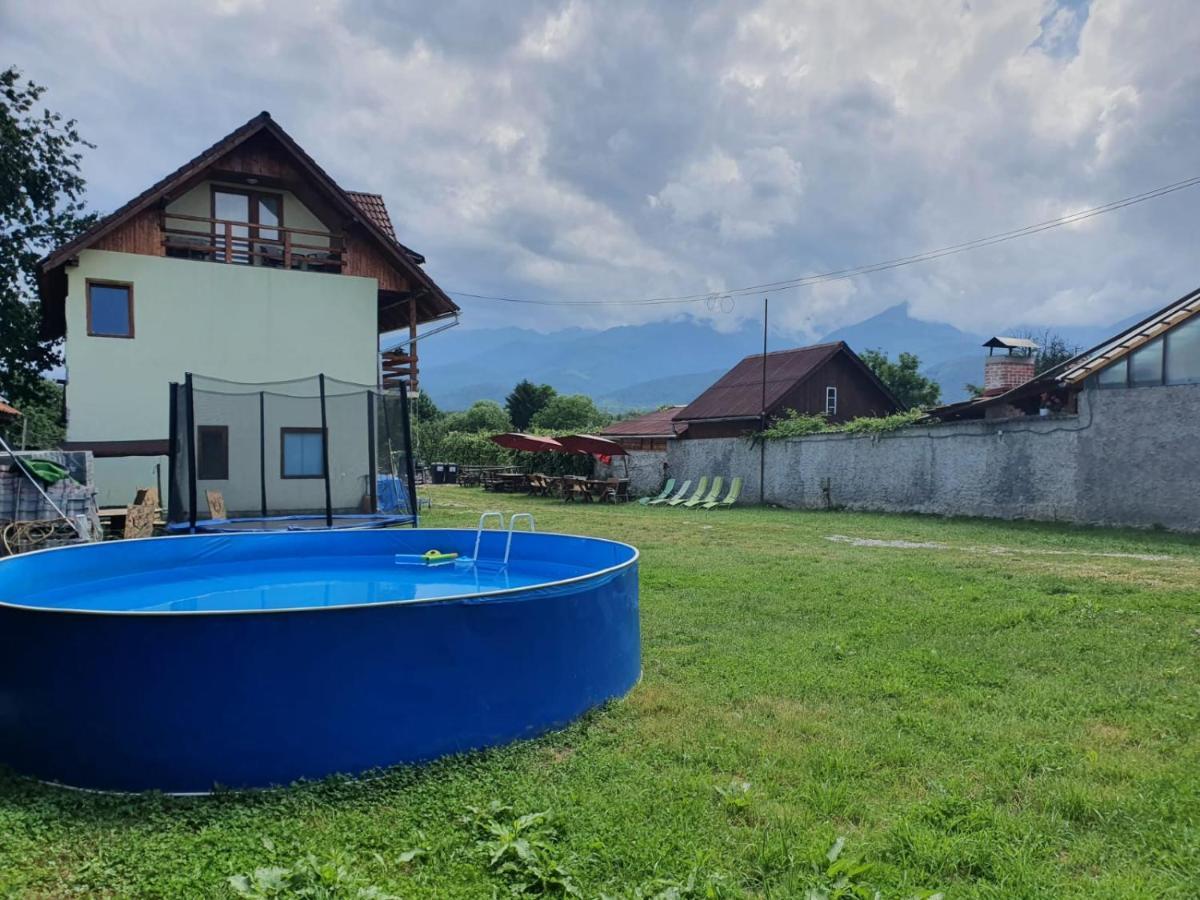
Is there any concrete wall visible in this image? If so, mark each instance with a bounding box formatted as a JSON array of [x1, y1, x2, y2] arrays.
[[66, 249, 379, 505], [664, 381, 1200, 531]]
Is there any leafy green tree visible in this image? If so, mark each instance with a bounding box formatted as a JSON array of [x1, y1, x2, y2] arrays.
[[504, 380, 556, 431], [1019, 329, 1080, 375], [0, 379, 64, 449], [1, 68, 96, 409], [859, 349, 941, 410], [444, 400, 511, 434], [530, 394, 612, 432], [410, 391, 442, 422]]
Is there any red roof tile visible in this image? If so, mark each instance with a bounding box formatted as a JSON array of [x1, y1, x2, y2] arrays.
[[601, 407, 686, 437], [346, 191, 397, 241], [0, 401, 20, 417]]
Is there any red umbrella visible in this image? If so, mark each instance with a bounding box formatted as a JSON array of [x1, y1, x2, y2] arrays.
[[489, 433, 567, 453], [554, 434, 628, 456]]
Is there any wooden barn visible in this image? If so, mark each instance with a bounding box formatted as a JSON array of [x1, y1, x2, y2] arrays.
[[673, 341, 902, 439]]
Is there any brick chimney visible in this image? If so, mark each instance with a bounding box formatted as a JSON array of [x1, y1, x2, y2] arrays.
[[981, 337, 1038, 397]]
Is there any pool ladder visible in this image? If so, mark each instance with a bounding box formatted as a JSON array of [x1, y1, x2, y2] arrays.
[[473, 512, 536, 567]]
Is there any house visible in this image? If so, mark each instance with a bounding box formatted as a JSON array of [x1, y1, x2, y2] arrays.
[[37, 111, 458, 506], [599, 406, 687, 451], [927, 286, 1200, 422], [673, 341, 902, 438]]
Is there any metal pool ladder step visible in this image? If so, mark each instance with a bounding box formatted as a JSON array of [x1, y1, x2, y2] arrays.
[[473, 511, 536, 566]]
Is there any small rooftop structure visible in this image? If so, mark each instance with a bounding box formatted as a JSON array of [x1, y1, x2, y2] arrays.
[[983, 336, 1039, 355], [0, 401, 20, 420]]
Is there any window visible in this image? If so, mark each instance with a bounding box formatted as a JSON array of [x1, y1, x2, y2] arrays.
[[212, 187, 284, 264], [86, 281, 134, 337], [1166, 316, 1200, 385], [196, 426, 229, 480], [281, 428, 325, 479], [1096, 357, 1128, 388], [1129, 337, 1164, 387], [825, 386, 838, 416]]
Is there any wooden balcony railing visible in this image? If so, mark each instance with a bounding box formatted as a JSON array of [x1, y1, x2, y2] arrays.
[[160, 212, 346, 273]]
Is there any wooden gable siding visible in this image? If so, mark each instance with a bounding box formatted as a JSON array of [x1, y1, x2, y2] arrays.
[[343, 231, 410, 292], [92, 207, 164, 257], [774, 352, 896, 423]]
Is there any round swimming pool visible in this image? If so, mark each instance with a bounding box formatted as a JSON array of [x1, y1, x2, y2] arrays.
[[0, 528, 640, 793]]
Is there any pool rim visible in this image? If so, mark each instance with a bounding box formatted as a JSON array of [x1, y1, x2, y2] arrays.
[[0, 528, 640, 618]]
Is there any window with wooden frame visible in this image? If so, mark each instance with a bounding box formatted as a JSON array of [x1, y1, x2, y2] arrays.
[[280, 427, 325, 479], [211, 186, 283, 265], [825, 386, 838, 416], [86, 280, 134, 338], [196, 426, 229, 481]]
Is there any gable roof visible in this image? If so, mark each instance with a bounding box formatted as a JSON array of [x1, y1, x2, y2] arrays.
[[600, 407, 686, 438], [39, 111, 457, 326], [675, 341, 902, 422]]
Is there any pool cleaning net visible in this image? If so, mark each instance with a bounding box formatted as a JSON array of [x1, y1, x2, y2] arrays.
[[168, 374, 416, 530]]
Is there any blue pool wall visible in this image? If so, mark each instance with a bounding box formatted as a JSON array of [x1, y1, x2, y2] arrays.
[[0, 529, 639, 793]]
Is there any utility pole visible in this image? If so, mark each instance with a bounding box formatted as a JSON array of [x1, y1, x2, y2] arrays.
[[759, 296, 768, 505]]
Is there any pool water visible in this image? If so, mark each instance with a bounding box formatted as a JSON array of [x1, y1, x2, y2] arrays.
[[15, 556, 591, 613]]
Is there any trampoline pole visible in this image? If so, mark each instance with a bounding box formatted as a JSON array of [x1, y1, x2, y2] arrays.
[[366, 392, 378, 514], [398, 385, 418, 528], [319, 373, 333, 528], [259, 391, 268, 518], [185, 373, 197, 533]]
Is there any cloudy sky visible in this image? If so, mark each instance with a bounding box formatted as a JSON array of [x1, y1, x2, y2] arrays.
[[5, 0, 1198, 338]]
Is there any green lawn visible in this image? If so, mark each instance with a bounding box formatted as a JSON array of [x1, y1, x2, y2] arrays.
[[2, 488, 1199, 898]]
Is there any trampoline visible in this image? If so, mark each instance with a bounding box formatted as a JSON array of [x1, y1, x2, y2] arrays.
[[168, 374, 417, 533]]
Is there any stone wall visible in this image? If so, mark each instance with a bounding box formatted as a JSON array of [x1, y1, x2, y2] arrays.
[[661, 381, 1200, 531], [595, 449, 668, 497]]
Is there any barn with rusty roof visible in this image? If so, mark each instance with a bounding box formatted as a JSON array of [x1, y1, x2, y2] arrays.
[[673, 341, 902, 438]]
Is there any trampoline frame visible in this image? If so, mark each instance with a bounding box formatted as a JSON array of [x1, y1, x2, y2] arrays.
[[168, 373, 419, 534]]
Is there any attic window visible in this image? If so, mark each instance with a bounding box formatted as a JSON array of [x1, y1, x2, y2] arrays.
[[825, 386, 838, 415], [86, 281, 134, 338]]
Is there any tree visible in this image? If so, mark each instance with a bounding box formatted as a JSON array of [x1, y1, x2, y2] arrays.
[[859, 349, 942, 410], [0, 379, 64, 449], [504, 380, 556, 431], [444, 400, 511, 434], [530, 394, 612, 432], [1, 68, 96, 410], [410, 391, 442, 422], [1018, 329, 1081, 375]]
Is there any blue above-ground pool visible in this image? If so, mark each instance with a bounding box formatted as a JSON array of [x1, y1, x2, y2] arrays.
[[0, 528, 640, 793]]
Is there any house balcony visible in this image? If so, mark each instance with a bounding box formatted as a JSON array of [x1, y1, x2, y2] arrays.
[[161, 212, 346, 273]]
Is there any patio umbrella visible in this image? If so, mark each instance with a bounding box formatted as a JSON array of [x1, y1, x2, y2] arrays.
[[489, 433, 568, 453], [557, 434, 629, 477], [554, 434, 628, 457]]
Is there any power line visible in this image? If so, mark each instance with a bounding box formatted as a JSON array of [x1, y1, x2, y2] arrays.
[[446, 174, 1200, 307]]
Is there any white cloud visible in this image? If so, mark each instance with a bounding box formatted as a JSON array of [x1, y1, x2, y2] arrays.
[[3, 0, 1198, 340]]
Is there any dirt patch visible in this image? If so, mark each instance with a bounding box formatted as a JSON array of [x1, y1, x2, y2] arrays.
[[825, 534, 1173, 562]]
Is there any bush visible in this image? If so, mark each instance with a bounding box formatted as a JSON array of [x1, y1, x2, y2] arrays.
[[762, 408, 927, 441]]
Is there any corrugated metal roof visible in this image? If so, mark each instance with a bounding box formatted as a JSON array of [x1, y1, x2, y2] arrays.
[[601, 407, 685, 437], [675, 342, 845, 421]]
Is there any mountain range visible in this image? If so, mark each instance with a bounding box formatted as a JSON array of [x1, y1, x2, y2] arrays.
[[413, 304, 1145, 413]]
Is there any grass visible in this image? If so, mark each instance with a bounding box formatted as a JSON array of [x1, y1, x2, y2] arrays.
[[2, 487, 1199, 897]]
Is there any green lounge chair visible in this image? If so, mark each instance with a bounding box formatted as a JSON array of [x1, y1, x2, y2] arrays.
[[650, 479, 690, 506], [703, 476, 743, 509], [640, 478, 675, 506], [669, 476, 708, 507], [685, 476, 722, 508]]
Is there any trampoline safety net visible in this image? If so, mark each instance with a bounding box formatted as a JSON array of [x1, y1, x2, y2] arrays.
[[168, 374, 417, 532]]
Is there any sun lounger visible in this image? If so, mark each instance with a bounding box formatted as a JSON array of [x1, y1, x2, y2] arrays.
[[703, 476, 743, 509], [640, 479, 675, 505], [685, 476, 722, 508], [669, 476, 707, 507], [650, 479, 690, 506]]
